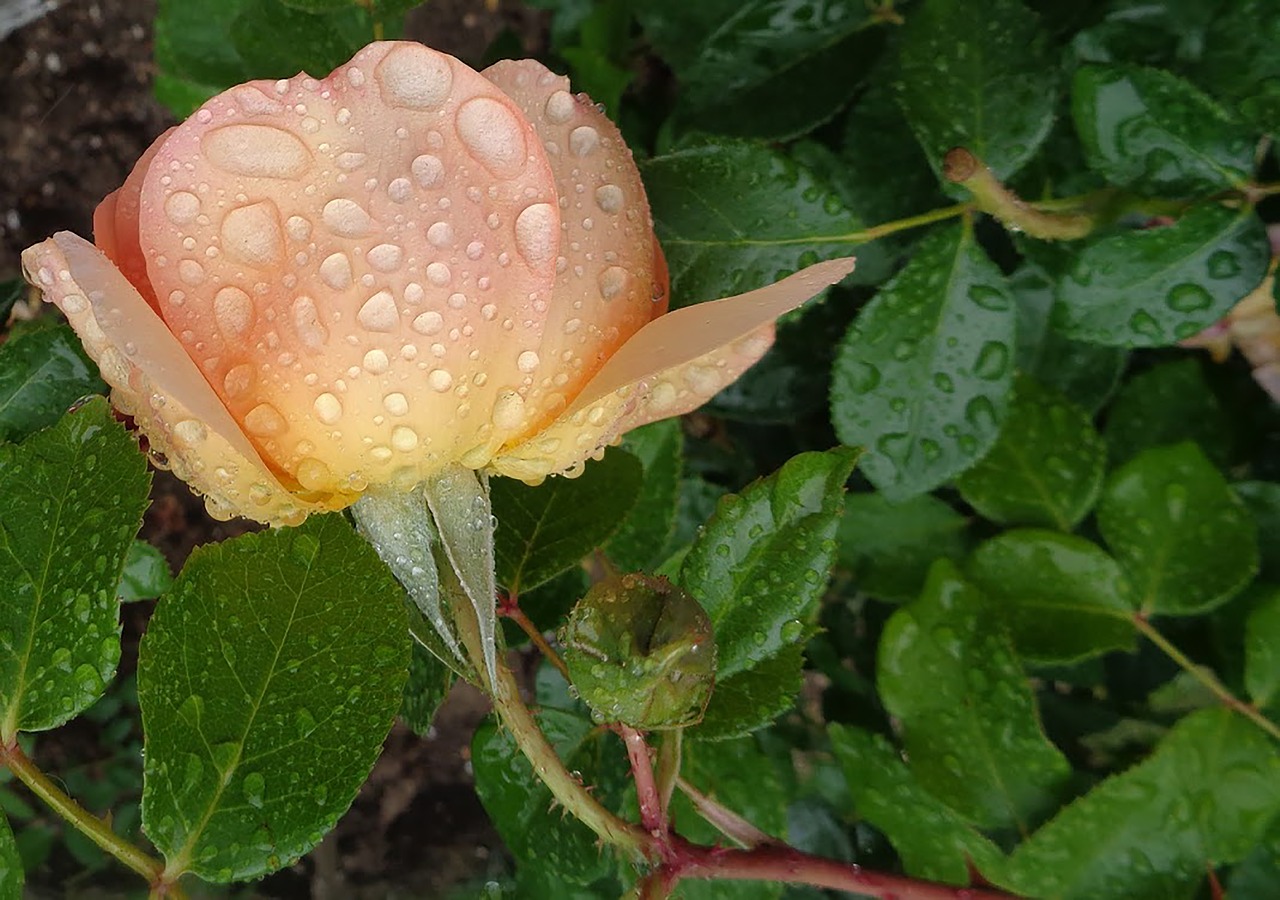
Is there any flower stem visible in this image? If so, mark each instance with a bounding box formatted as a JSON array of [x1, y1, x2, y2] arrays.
[[848, 203, 970, 244], [654, 729, 681, 816], [620, 726, 665, 835], [1133, 615, 1280, 741], [500, 599, 571, 682], [0, 740, 177, 893], [944, 147, 1096, 240], [675, 777, 773, 848]]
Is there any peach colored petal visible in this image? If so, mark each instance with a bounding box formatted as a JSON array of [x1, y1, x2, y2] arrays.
[[95, 127, 175, 312], [133, 42, 561, 496], [21, 232, 337, 526], [482, 59, 667, 438], [489, 257, 855, 482]]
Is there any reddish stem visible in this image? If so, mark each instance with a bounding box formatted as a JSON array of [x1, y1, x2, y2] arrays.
[[620, 725, 666, 836], [662, 837, 1018, 900]]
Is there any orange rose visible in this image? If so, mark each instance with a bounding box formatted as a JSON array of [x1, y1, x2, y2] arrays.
[[21, 42, 853, 526]]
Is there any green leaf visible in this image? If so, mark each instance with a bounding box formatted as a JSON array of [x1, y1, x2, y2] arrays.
[[837, 492, 970, 604], [1236, 481, 1280, 581], [1098, 443, 1258, 615], [0, 280, 22, 324], [640, 141, 861, 307], [679, 448, 857, 679], [957, 376, 1105, 530], [118, 542, 173, 603], [1011, 262, 1127, 414], [1192, 0, 1280, 134], [896, 0, 1059, 180], [491, 449, 643, 594], [667, 0, 885, 140], [0, 323, 105, 444], [877, 560, 1070, 831], [606, 421, 683, 572], [828, 724, 1004, 885], [1104, 358, 1234, 468], [400, 642, 454, 737], [998, 708, 1280, 900], [1072, 64, 1257, 195], [831, 224, 1017, 499], [230, 0, 378, 81], [1229, 826, 1280, 900], [968, 530, 1137, 664], [1244, 587, 1280, 710], [0, 814, 21, 900], [154, 0, 251, 116], [0, 399, 149, 738], [473, 706, 629, 886], [694, 642, 804, 741], [137, 515, 410, 881], [1052, 203, 1271, 347]]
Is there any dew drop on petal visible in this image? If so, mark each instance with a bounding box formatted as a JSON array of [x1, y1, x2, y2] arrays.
[[322, 198, 373, 237], [358, 290, 399, 332], [291, 295, 329, 350], [319, 252, 353, 290], [391, 425, 420, 451], [411, 155, 444, 188], [598, 266, 627, 300], [221, 201, 284, 268], [296, 457, 332, 490], [388, 177, 412, 202], [367, 243, 404, 272], [428, 369, 453, 392], [285, 215, 312, 241], [426, 262, 451, 287], [178, 259, 206, 286], [455, 97, 527, 177], [313, 392, 343, 425], [426, 221, 455, 247], [245, 403, 286, 436], [545, 90, 575, 124], [165, 191, 200, 225], [517, 350, 540, 373], [594, 184, 623, 214], [569, 125, 599, 157], [383, 392, 409, 415], [413, 311, 444, 335], [377, 45, 454, 110], [202, 124, 312, 178], [363, 349, 390, 374], [224, 364, 254, 397], [514, 202, 556, 267], [213, 286, 254, 338]]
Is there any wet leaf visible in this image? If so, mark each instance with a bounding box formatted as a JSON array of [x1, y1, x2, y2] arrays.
[[1235, 481, 1280, 581], [897, 0, 1059, 181], [693, 642, 804, 741], [1098, 443, 1258, 616], [230, 0, 380, 81], [117, 541, 173, 603], [400, 642, 454, 737], [137, 515, 410, 881], [1244, 587, 1280, 710], [0, 813, 20, 900], [1011, 262, 1127, 414], [837, 492, 971, 604], [1192, 0, 1280, 134], [877, 560, 1070, 831], [998, 709, 1280, 900], [473, 706, 630, 886], [1104, 358, 1234, 468], [957, 376, 1106, 530], [679, 448, 857, 679], [491, 449, 643, 594], [1072, 64, 1256, 195], [1053, 203, 1270, 348], [828, 724, 1004, 885], [968, 530, 1137, 664], [640, 141, 861, 307], [831, 224, 1016, 499], [0, 399, 149, 738], [606, 420, 683, 573], [154, 0, 251, 116], [1228, 827, 1280, 900], [659, 0, 885, 140], [0, 280, 23, 324], [0, 322, 105, 444]]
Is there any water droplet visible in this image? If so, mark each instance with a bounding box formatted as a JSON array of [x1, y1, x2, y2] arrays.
[[336, 151, 366, 171], [245, 403, 286, 436], [413, 310, 444, 335], [428, 369, 453, 391], [367, 243, 404, 272], [213, 287, 254, 338], [319, 252, 353, 290], [594, 184, 623, 214], [973, 341, 1008, 379], [224, 364, 253, 397], [392, 426, 419, 451], [202, 124, 312, 178], [242, 772, 266, 809], [221, 201, 283, 267], [291, 295, 328, 350], [426, 262, 452, 287], [515, 203, 556, 266], [363, 349, 390, 374], [1128, 309, 1163, 341], [296, 457, 331, 489], [322, 198, 373, 238], [517, 350, 540, 373], [164, 191, 200, 225], [933, 372, 955, 393], [388, 177, 412, 202], [358, 290, 399, 332], [178, 259, 205, 286], [569, 125, 599, 157], [426, 221, 455, 248], [313, 392, 342, 425], [599, 266, 627, 300], [1166, 283, 1212, 313], [411, 154, 444, 188], [377, 44, 453, 109], [383, 392, 409, 415], [545, 90, 575, 123], [456, 97, 527, 177], [1206, 251, 1240, 279], [285, 215, 312, 241], [967, 284, 1009, 311]]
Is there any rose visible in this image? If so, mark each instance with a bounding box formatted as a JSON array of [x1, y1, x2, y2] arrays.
[[21, 42, 854, 526]]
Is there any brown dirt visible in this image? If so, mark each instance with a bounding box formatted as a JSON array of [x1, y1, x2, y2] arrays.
[[1, 0, 554, 895]]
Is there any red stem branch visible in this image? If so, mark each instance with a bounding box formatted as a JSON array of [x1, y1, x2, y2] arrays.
[[620, 725, 666, 835]]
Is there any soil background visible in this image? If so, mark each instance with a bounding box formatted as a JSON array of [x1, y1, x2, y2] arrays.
[[0, 1, 553, 896]]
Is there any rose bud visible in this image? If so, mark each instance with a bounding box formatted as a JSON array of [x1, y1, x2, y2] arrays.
[[21, 42, 854, 526], [560, 573, 716, 730]]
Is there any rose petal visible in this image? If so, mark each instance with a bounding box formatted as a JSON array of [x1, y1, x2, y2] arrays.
[[490, 256, 855, 481], [22, 232, 336, 525], [93, 127, 175, 312], [135, 42, 561, 495], [482, 59, 668, 436]]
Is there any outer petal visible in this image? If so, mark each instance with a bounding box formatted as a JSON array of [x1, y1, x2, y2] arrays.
[[135, 42, 561, 496], [482, 60, 668, 438], [21, 232, 333, 526], [93, 127, 176, 313], [490, 257, 856, 482]]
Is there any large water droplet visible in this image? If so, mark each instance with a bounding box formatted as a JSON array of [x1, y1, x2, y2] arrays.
[[313, 392, 342, 425], [291, 295, 329, 350], [222, 201, 284, 268], [319, 252, 353, 290], [515, 203, 556, 266], [245, 403, 286, 436], [377, 44, 454, 109], [358, 290, 399, 332], [164, 191, 200, 225], [456, 97, 527, 177], [322, 198, 373, 238], [213, 286, 254, 338], [202, 124, 312, 178]]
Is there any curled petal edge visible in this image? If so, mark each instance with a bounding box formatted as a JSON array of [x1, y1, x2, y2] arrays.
[[21, 232, 344, 526], [489, 256, 856, 482]]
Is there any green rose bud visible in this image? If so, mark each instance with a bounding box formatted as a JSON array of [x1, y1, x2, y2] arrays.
[[560, 573, 716, 730]]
